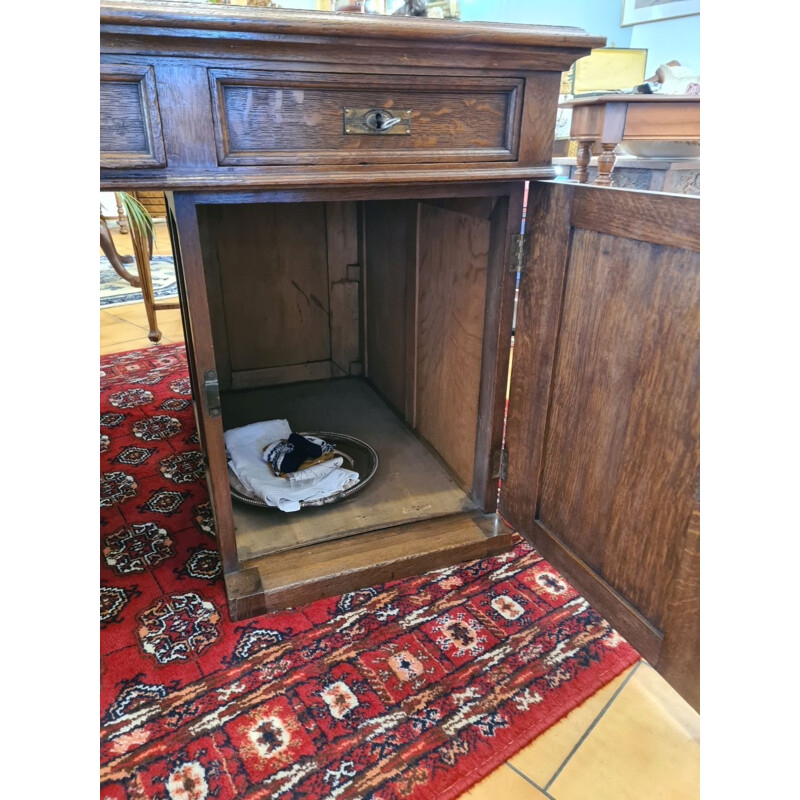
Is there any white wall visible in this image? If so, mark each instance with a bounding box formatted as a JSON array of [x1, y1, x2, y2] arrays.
[[460, 0, 631, 46], [100, 191, 118, 219], [460, 1, 699, 78], [629, 14, 700, 76]]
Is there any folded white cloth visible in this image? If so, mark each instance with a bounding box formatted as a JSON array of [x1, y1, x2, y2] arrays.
[[284, 457, 344, 488], [224, 419, 359, 512]]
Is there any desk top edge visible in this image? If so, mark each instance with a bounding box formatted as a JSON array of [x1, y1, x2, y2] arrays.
[[100, 1, 607, 51], [560, 94, 700, 108]]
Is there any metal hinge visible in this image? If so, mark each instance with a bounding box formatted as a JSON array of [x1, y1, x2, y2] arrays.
[[509, 233, 528, 274], [203, 370, 221, 417], [492, 448, 509, 481]]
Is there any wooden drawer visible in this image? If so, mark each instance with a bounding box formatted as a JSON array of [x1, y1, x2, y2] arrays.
[[209, 68, 523, 167], [100, 63, 166, 169]]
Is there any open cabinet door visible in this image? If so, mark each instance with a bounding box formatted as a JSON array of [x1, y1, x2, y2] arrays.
[[500, 182, 699, 710], [165, 192, 239, 576]]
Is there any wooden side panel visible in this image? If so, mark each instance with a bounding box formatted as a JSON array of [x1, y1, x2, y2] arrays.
[[415, 203, 491, 490], [658, 500, 700, 711], [203, 203, 332, 375], [364, 201, 417, 416], [100, 62, 166, 169], [502, 182, 699, 704]]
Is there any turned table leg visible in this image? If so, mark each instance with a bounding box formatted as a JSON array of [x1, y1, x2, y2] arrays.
[[596, 143, 618, 186], [115, 192, 129, 235], [574, 139, 594, 184]]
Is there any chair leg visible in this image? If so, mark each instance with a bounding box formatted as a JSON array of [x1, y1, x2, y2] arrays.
[[100, 218, 141, 287], [130, 223, 162, 343]]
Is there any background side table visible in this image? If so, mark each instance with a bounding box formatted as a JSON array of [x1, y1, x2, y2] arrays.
[[560, 94, 700, 186]]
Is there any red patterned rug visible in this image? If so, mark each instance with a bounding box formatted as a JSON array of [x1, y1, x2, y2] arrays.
[[100, 344, 639, 800]]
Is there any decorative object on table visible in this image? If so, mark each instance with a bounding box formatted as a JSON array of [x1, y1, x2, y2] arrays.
[[100, 343, 639, 800], [392, 0, 427, 15], [644, 60, 700, 95], [621, 0, 699, 27], [100, 254, 179, 308], [573, 47, 648, 95], [556, 47, 648, 157]]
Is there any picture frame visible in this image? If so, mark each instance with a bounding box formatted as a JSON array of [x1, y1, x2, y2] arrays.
[[620, 0, 700, 27]]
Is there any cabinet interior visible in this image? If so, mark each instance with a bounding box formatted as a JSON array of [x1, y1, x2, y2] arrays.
[[196, 195, 507, 563]]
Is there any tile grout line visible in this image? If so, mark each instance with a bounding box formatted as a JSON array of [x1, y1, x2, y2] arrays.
[[543, 659, 643, 792], [101, 309, 151, 332], [503, 762, 558, 799]]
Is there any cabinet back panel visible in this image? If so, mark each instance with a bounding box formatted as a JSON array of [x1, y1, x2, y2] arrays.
[[364, 201, 417, 416], [200, 203, 333, 375]]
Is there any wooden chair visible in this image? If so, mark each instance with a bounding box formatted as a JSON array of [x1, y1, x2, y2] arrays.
[[101, 197, 179, 342]]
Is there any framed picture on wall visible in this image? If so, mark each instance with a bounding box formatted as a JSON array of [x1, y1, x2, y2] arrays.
[[621, 0, 700, 27]]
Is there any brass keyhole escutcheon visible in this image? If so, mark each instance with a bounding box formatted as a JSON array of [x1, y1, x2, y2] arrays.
[[343, 107, 411, 135], [364, 108, 402, 132]]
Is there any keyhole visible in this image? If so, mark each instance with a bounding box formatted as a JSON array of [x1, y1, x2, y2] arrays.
[[374, 112, 384, 129]]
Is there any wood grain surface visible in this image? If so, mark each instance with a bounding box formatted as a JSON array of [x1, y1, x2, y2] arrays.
[[364, 201, 417, 417], [226, 511, 513, 620], [658, 500, 700, 711], [221, 378, 475, 563], [415, 202, 490, 491], [101, 2, 605, 51], [501, 181, 699, 705], [326, 202, 362, 376], [202, 203, 332, 374], [211, 70, 521, 166], [100, 62, 165, 168]]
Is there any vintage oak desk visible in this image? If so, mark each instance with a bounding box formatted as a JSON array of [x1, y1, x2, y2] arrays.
[[100, 3, 700, 708]]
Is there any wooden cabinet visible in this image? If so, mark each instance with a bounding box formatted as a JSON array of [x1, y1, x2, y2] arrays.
[[100, 3, 699, 709]]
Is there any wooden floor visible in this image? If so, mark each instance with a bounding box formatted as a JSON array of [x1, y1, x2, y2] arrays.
[[100, 222, 700, 800]]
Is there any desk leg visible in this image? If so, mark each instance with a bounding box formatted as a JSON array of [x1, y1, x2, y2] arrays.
[[596, 143, 617, 186], [575, 139, 594, 184]]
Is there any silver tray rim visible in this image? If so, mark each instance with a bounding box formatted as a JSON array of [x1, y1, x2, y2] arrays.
[[228, 430, 378, 509]]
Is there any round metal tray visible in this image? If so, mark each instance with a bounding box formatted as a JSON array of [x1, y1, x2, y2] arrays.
[[228, 431, 378, 509]]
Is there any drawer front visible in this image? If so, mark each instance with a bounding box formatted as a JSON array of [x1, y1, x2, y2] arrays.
[[100, 63, 166, 169], [209, 69, 523, 166]]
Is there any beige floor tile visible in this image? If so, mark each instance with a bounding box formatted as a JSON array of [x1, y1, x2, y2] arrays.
[[548, 663, 699, 800], [156, 319, 186, 341], [100, 309, 122, 325], [100, 318, 150, 347], [103, 302, 152, 326], [507, 664, 637, 787], [459, 763, 548, 799], [155, 307, 183, 324], [105, 302, 183, 332], [100, 337, 170, 356]]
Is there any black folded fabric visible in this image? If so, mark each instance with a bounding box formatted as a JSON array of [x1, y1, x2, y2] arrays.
[[265, 433, 329, 475]]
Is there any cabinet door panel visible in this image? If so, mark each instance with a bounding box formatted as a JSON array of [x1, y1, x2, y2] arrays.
[[501, 182, 699, 708], [166, 193, 239, 575]]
